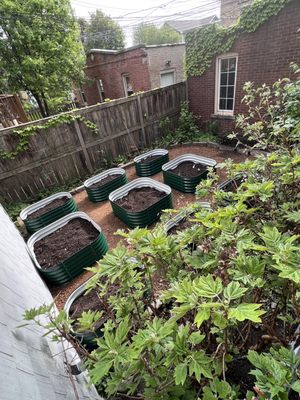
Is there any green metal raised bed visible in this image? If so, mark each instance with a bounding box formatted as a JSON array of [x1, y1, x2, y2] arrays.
[[164, 202, 211, 234], [27, 212, 108, 285], [64, 276, 104, 350], [162, 154, 217, 193], [84, 168, 128, 203], [109, 178, 173, 228], [134, 149, 169, 177], [20, 192, 77, 233]]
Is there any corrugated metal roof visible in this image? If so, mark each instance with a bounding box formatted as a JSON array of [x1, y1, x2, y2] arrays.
[[0, 206, 101, 400]]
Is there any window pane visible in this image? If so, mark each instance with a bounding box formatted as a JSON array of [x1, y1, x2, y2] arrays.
[[226, 99, 233, 110], [228, 72, 235, 85], [228, 58, 236, 71], [219, 98, 226, 110], [220, 73, 227, 85], [227, 86, 234, 98], [221, 59, 228, 72], [220, 86, 227, 98]]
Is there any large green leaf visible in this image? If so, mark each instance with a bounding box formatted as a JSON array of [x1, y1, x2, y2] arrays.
[[174, 363, 187, 385], [228, 303, 264, 322]]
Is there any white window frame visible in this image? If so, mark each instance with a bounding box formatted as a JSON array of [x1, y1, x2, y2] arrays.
[[160, 69, 176, 87], [214, 53, 238, 116]]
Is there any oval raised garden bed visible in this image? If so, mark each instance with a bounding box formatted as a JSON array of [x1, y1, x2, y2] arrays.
[[109, 178, 173, 228], [134, 149, 169, 177], [217, 174, 247, 204], [162, 154, 217, 193], [64, 277, 107, 350], [27, 212, 108, 285], [84, 168, 128, 203], [165, 202, 211, 234], [20, 192, 78, 233]]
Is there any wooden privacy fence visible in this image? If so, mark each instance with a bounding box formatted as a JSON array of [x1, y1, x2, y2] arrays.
[[0, 82, 186, 204]]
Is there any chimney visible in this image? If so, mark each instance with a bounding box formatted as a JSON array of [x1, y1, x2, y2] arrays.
[[220, 0, 253, 27]]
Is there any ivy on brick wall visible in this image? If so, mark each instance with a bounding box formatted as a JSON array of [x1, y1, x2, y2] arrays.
[[0, 113, 99, 160], [185, 0, 291, 77]]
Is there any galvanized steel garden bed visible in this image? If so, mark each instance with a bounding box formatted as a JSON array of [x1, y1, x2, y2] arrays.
[[134, 149, 169, 176], [109, 178, 172, 228], [27, 212, 108, 285], [84, 168, 127, 203], [64, 276, 107, 349], [20, 192, 77, 233], [162, 154, 217, 193]]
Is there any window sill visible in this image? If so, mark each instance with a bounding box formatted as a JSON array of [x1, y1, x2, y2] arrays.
[[211, 113, 235, 120]]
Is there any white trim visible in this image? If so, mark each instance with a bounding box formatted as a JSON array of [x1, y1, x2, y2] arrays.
[[214, 53, 238, 116]]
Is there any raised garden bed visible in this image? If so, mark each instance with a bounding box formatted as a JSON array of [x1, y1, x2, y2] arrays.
[[165, 202, 211, 235], [218, 174, 247, 204], [27, 212, 108, 285], [20, 192, 77, 233], [84, 168, 128, 203], [134, 149, 169, 177], [109, 178, 172, 228], [162, 154, 217, 193], [64, 277, 113, 349]]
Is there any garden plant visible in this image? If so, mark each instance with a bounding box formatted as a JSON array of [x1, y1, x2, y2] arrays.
[[22, 67, 300, 400]]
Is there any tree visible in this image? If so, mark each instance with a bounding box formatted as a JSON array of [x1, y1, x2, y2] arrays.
[[133, 23, 182, 45], [82, 10, 125, 52], [0, 0, 85, 117]]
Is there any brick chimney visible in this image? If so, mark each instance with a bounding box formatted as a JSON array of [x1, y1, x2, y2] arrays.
[[220, 0, 253, 26]]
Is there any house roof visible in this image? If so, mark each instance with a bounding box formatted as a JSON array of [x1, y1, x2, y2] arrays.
[[87, 43, 185, 55], [165, 15, 219, 34]]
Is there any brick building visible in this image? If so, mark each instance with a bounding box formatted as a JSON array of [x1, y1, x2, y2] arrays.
[[187, 0, 300, 135], [83, 43, 185, 105]]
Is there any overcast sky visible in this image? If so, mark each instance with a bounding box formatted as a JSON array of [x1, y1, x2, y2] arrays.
[[71, 0, 220, 45]]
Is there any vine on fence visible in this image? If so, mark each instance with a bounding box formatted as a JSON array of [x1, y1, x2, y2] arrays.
[[185, 0, 291, 77], [0, 113, 99, 160]]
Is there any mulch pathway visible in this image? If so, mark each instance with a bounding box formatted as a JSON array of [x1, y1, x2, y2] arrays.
[[46, 143, 247, 309]]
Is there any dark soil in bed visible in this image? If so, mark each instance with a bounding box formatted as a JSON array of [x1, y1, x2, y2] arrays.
[[226, 358, 256, 397], [89, 174, 119, 189], [27, 196, 69, 220], [115, 187, 166, 212], [139, 154, 163, 164], [34, 218, 99, 269], [170, 161, 207, 177]]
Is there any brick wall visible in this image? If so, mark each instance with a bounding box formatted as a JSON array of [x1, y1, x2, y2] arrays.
[[83, 44, 185, 105], [220, 0, 253, 27], [84, 46, 151, 105], [188, 0, 300, 136], [146, 44, 185, 88]]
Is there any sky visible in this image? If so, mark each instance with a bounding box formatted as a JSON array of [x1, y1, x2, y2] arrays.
[[71, 0, 220, 45]]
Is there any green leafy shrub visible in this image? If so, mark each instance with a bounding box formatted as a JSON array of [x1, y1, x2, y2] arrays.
[[22, 74, 300, 399], [159, 101, 219, 145]]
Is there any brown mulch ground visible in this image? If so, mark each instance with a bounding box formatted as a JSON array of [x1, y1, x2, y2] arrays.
[[47, 144, 247, 309]]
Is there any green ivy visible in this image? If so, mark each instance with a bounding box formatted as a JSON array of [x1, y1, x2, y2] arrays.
[[185, 0, 291, 77], [0, 112, 99, 160]]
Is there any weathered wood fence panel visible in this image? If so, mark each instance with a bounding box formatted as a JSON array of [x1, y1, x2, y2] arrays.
[[0, 82, 186, 203]]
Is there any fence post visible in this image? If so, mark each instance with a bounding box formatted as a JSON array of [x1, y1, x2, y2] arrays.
[[74, 120, 93, 174], [137, 95, 146, 148]]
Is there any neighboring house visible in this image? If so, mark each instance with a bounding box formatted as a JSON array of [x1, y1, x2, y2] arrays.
[[165, 15, 219, 40], [83, 43, 185, 105], [0, 94, 28, 129], [187, 0, 300, 135]]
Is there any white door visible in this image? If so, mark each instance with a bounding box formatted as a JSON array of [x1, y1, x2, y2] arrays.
[[160, 71, 175, 87]]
